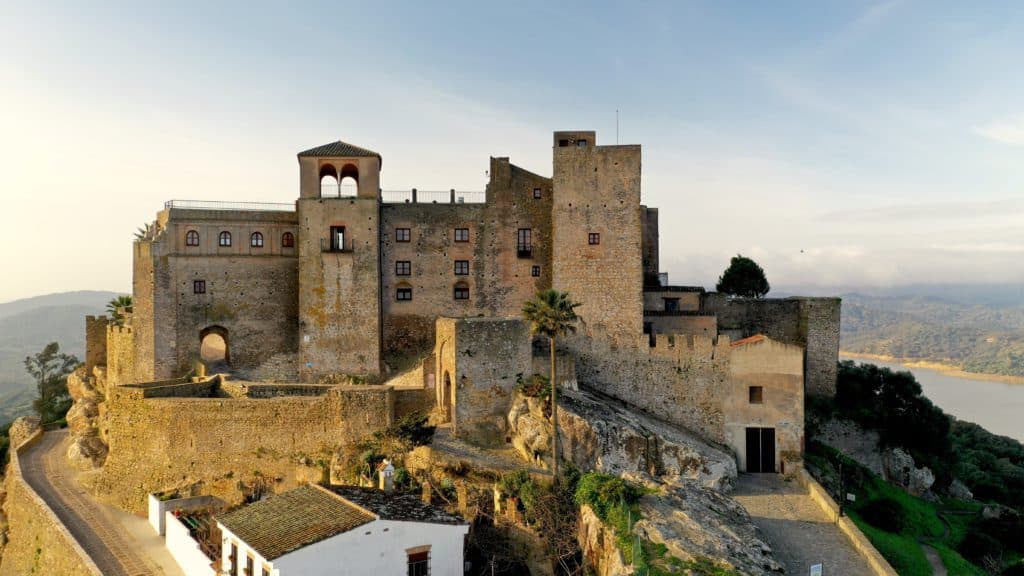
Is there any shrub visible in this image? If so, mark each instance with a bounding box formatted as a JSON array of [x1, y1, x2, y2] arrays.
[[958, 531, 1002, 565], [574, 472, 644, 520], [859, 498, 907, 533]]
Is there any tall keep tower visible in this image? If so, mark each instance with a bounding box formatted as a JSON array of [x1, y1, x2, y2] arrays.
[[551, 131, 644, 348], [296, 141, 383, 379]]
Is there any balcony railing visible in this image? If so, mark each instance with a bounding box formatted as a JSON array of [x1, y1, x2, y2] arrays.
[[517, 246, 533, 258], [165, 200, 295, 212], [381, 189, 486, 205], [321, 237, 354, 253]]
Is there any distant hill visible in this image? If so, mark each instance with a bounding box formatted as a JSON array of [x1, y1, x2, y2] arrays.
[[0, 290, 122, 423], [837, 286, 1024, 377]]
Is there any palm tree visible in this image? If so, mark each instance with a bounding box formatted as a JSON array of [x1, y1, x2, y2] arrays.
[[133, 222, 152, 241], [522, 289, 580, 482], [107, 295, 133, 326]]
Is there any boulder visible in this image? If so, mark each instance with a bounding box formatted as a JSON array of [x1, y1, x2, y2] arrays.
[[67, 434, 108, 470], [578, 505, 633, 576], [507, 395, 550, 463], [65, 399, 99, 436], [947, 479, 973, 501], [8, 416, 41, 449], [883, 447, 935, 496], [633, 479, 784, 575]]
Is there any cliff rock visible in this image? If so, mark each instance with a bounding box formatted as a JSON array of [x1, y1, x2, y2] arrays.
[[883, 447, 935, 497], [7, 417, 41, 449], [578, 505, 632, 576]]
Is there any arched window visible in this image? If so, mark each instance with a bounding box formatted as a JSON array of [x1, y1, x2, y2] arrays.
[[339, 163, 359, 197], [453, 282, 469, 300], [319, 164, 339, 197], [250, 232, 264, 248], [281, 232, 295, 248], [219, 231, 232, 247], [185, 230, 200, 247]]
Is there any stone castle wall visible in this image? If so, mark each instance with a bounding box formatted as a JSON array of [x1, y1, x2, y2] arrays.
[[703, 294, 841, 397], [574, 335, 732, 443], [95, 384, 393, 512], [106, 324, 135, 388], [1, 432, 103, 575]]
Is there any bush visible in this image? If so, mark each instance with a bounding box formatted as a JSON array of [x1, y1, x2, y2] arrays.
[[383, 412, 436, 447], [859, 498, 907, 533], [574, 472, 644, 520], [515, 374, 551, 400], [958, 531, 1002, 565]]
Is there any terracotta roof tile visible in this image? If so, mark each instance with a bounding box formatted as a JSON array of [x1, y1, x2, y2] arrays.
[[297, 140, 381, 160], [730, 334, 767, 348], [216, 485, 374, 560], [328, 486, 465, 525]]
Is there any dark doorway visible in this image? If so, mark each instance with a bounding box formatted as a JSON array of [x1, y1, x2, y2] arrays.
[[442, 371, 453, 422], [745, 427, 776, 473]]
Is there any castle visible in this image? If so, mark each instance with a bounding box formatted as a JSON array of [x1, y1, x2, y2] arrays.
[[76, 130, 838, 509]]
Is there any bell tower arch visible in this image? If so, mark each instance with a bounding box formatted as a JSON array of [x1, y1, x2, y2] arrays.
[[296, 140, 383, 379]]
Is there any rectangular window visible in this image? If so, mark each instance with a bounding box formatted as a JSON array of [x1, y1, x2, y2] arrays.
[[517, 228, 532, 257], [664, 298, 679, 312], [262, 567, 271, 576], [533, 187, 542, 199], [396, 228, 411, 242], [454, 228, 469, 242], [397, 288, 413, 301], [245, 554, 254, 576], [558, 139, 569, 147], [193, 280, 206, 294], [454, 260, 469, 275], [330, 226, 346, 252], [749, 386, 764, 404], [577, 139, 588, 147], [396, 261, 411, 276], [531, 265, 540, 277], [229, 542, 238, 574], [454, 284, 469, 300], [588, 232, 600, 245], [408, 550, 429, 576]]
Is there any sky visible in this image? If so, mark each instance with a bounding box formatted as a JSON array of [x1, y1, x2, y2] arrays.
[[2, 0, 1023, 303]]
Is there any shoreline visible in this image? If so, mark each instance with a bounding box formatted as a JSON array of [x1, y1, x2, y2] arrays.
[[839, 351, 1024, 386]]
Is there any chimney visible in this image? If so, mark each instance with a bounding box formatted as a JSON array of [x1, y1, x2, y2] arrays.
[[378, 459, 395, 493]]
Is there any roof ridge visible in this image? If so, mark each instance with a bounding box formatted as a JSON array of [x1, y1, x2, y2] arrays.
[[311, 483, 380, 520]]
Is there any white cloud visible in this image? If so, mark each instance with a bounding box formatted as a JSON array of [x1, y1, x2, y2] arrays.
[[974, 116, 1024, 146]]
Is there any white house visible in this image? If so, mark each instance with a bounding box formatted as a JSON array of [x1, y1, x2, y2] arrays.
[[216, 482, 469, 576]]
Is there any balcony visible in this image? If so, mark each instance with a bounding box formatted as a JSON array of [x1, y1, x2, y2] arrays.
[[517, 246, 533, 259], [321, 238, 354, 253], [381, 189, 486, 205], [164, 200, 295, 212]]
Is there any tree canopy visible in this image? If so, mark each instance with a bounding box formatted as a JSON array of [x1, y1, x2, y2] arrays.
[[107, 295, 133, 326], [24, 342, 79, 425], [522, 289, 580, 340], [716, 254, 770, 298]]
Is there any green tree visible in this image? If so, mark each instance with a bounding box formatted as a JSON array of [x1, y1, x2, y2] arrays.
[[107, 294, 133, 326], [522, 289, 580, 482], [716, 254, 770, 298], [24, 342, 79, 425]]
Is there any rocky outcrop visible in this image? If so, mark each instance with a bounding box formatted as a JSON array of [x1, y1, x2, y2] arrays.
[[529, 387, 736, 491], [507, 395, 551, 468], [63, 369, 109, 471], [816, 418, 885, 476], [636, 480, 784, 575], [67, 435, 108, 471], [883, 447, 935, 497], [8, 416, 41, 450], [578, 505, 632, 576]]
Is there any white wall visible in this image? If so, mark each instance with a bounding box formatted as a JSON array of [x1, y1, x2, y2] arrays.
[[221, 519, 468, 576], [149, 494, 221, 536], [165, 512, 216, 576]]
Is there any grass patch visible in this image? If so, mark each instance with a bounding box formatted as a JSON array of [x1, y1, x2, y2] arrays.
[[851, 517, 931, 576], [934, 544, 986, 576]]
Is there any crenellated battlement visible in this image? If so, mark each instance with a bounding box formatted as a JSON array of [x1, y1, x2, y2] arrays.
[[645, 333, 732, 362]]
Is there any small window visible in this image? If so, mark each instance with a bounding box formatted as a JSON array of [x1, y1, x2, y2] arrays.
[[281, 232, 295, 248], [330, 226, 346, 252], [396, 228, 411, 242], [533, 187, 542, 199], [396, 261, 411, 276], [517, 228, 532, 257], [664, 298, 680, 312], [219, 231, 232, 247], [250, 232, 264, 248], [588, 232, 600, 245], [185, 230, 200, 246], [408, 550, 429, 576], [558, 139, 569, 147], [397, 287, 413, 301], [454, 260, 469, 275], [749, 386, 764, 404], [193, 280, 206, 294], [531, 265, 540, 277], [577, 139, 588, 147], [454, 228, 469, 242], [454, 283, 469, 300]]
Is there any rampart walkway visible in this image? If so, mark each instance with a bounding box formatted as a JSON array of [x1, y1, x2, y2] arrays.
[[732, 474, 875, 575], [20, 430, 167, 576]]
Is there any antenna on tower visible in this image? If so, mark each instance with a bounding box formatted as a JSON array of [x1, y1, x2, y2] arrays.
[[616, 109, 620, 144]]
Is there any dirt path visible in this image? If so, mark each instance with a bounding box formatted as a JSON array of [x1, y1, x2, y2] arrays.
[[922, 544, 948, 576], [732, 474, 876, 575], [20, 430, 166, 576]]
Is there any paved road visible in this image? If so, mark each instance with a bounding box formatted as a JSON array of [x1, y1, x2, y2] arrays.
[[732, 474, 875, 575], [20, 430, 162, 576]]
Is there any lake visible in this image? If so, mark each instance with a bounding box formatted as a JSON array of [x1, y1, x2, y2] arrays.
[[840, 355, 1024, 443]]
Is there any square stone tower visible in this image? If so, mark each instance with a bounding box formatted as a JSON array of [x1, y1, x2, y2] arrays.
[[296, 141, 383, 380], [551, 131, 644, 348]]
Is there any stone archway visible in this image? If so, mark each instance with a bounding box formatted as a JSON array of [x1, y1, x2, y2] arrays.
[[199, 325, 230, 370]]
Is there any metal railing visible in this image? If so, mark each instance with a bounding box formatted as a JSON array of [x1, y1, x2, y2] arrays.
[[381, 189, 486, 204], [165, 200, 295, 212]]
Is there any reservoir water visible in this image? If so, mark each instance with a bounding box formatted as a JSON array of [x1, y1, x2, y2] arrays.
[[840, 355, 1024, 443]]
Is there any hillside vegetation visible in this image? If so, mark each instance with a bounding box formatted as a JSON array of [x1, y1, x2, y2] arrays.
[[840, 287, 1024, 377], [0, 291, 118, 422]]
